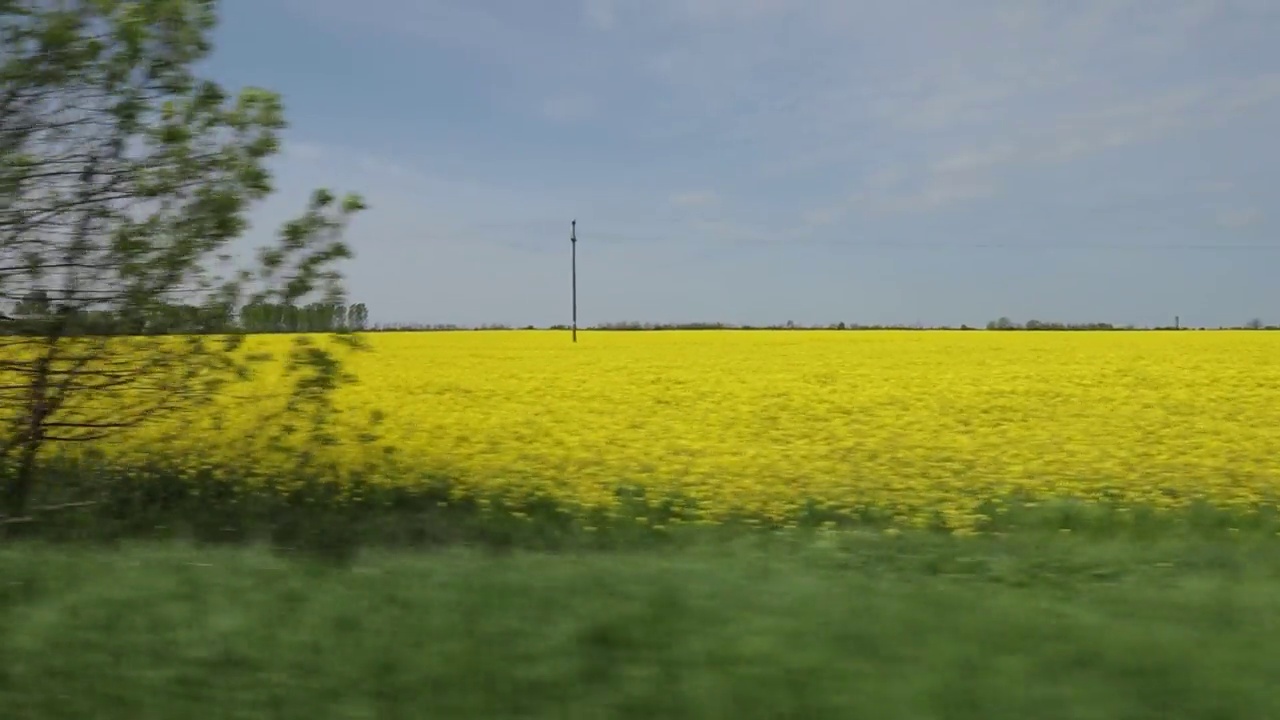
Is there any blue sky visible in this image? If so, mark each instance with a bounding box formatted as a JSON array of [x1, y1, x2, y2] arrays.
[[207, 0, 1280, 328]]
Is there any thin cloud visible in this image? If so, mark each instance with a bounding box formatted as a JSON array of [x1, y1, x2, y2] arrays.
[[540, 93, 596, 123], [671, 190, 719, 208], [583, 0, 616, 30], [1217, 208, 1264, 229]]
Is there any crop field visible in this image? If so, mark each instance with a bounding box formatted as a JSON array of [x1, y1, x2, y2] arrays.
[[32, 330, 1280, 531]]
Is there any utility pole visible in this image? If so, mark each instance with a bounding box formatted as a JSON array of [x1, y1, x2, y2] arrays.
[[570, 219, 578, 343]]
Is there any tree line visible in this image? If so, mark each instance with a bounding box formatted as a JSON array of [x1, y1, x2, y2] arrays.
[[362, 318, 1277, 332], [6, 307, 1274, 335], [1, 290, 369, 335]]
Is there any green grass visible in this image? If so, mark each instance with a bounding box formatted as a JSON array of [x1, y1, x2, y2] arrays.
[[14, 461, 1280, 557], [4, 531, 1280, 718]]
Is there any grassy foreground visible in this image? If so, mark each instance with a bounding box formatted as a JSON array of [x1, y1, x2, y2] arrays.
[[4, 532, 1280, 719]]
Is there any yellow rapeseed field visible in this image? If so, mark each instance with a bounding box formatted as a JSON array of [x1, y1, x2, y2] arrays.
[[22, 330, 1280, 529]]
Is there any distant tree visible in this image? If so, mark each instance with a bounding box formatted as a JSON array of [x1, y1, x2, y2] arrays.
[[12, 289, 50, 318], [348, 303, 369, 330], [233, 301, 363, 333], [1246, 318, 1265, 330], [987, 316, 1019, 330], [0, 0, 366, 518]]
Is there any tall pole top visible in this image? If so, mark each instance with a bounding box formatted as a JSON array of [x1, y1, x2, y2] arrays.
[[571, 219, 577, 243]]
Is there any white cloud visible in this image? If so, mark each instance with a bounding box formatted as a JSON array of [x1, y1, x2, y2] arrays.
[[286, 0, 518, 54], [803, 71, 1280, 224], [626, 0, 1250, 169], [850, 176, 996, 216], [670, 190, 719, 208], [282, 141, 325, 162], [540, 93, 596, 123], [583, 0, 616, 30], [1217, 208, 1264, 229], [664, 0, 800, 25], [931, 144, 1019, 175]]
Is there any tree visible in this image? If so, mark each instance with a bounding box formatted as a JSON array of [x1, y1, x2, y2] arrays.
[[12, 289, 50, 317], [0, 0, 366, 517], [986, 317, 1019, 330], [232, 300, 361, 332], [1245, 318, 1265, 330], [348, 302, 369, 330]]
